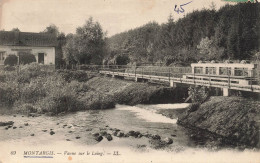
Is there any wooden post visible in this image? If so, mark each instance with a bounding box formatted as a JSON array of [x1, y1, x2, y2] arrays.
[[142, 67, 143, 79], [168, 67, 170, 83], [228, 68, 230, 88], [251, 69, 253, 90], [135, 66, 136, 78]]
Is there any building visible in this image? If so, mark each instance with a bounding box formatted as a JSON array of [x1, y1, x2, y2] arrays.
[[0, 31, 57, 65]]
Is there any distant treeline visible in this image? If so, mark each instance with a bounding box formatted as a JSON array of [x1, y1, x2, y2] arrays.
[[105, 3, 260, 66]]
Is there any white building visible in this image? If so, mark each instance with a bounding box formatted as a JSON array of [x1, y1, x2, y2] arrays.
[[0, 31, 57, 65]]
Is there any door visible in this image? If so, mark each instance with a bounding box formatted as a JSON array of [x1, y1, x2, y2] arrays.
[[38, 53, 44, 64]]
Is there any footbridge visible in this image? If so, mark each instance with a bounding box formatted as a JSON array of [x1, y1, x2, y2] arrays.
[[97, 62, 260, 96]]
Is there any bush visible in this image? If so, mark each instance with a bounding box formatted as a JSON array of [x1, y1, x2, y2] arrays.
[[19, 53, 36, 65], [4, 65, 16, 71], [0, 82, 19, 106], [116, 55, 130, 65], [57, 70, 91, 82], [4, 55, 18, 66], [37, 92, 84, 114], [13, 103, 38, 114], [18, 63, 53, 83]]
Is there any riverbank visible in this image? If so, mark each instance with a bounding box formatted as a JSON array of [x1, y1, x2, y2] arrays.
[[177, 96, 260, 148], [0, 64, 187, 115]]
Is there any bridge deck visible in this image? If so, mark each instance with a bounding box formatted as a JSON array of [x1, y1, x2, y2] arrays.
[[100, 70, 260, 93]]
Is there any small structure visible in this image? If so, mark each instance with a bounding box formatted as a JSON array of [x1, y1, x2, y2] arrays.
[[0, 31, 57, 65], [184, 62, 258, 96]]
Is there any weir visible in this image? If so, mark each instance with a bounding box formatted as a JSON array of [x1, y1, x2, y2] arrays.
[[99, 62, 260, 96]]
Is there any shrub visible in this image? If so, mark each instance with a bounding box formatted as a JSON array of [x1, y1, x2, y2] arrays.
[[4, 65, 16, 71], [37, 92, 84, 114], [116, 55, 130, 65], [18, 63, 53, 83], [57, 70, 91, 82], [188, 86, 209, 103], [19, 53, 36, 65], [0, 82, 19, 106], [4, 55, 18, 66], [13, 103, 38, 114]]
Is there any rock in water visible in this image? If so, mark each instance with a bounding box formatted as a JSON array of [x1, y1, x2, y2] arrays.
[[0, 121, 14, 127], [128, 131, 135, 136], [100, 131, 107, 136], [116, 132, 124, 137], [152, 134, 161, 140], [95, 136, 103, 142], [75, 136, 81, 139], [50, 131, 55, 135], [92, 133, 100, 137], [105, 134, 113, 141], [13, 126, 17, 129], [164, 137, 173, 144], [31, 134, 35, 136], [112, 131, 118, 136], [24, 123, 29, 126]]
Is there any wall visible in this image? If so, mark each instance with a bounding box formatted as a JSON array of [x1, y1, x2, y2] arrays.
[[0, 45, 55, 65]]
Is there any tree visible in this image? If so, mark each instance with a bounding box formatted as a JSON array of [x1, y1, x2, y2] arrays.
[[11, 28, 20, 32], [42, 24, 59, 37], [115, 55, 130, 65], [74, 17, 106, 64], [56, 32, 66, 67], [197, 37, 224, 60], [62, 34, 77, 64]]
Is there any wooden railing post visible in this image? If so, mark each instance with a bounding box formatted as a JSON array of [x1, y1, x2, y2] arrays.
[[228, 68, 230, 88], [142, 67, 143, 79], [168, 67, 171, 83], [135, 66, 136, 77], [251, 69, 253, 91]]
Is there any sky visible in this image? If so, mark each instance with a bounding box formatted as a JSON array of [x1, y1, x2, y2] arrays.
[[0, 0, 228, 37]]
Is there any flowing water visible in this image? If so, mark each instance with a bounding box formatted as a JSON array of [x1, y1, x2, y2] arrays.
[[0, 104, 259, 163]]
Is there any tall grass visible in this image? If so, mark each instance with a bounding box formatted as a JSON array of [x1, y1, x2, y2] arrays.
[[0, 63, 114, 115]]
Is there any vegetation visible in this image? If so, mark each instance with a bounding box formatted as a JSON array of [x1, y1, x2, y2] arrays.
[[4, 55, 18, 66], [178, 96, 260, 147], [0, 63, 104, 114], [19, 53, 36, 64], [63, 17, 106, 65], [0, 63, 182, 115], [105, 3, 259, 65], [39, 3, 259, 67]]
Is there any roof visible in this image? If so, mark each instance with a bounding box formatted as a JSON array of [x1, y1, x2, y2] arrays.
[[0, 31, 57, 47]]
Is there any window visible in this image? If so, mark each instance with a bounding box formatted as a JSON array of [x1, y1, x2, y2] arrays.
[[206, 67, 216, 75], [0, 52, 5, 61], [219, 67, 231, 76], [234, 68, 248, 77], [194, 67, 203, 74]]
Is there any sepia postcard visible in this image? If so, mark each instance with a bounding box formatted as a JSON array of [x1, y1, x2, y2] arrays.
[[0, 0, 259, 162]]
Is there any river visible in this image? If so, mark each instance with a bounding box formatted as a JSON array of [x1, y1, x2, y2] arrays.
[[0, 104, 259, 163]]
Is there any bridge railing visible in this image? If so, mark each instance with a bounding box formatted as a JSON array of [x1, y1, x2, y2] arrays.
[[72, 64, 260, 87], [105, 65, 192, 78]]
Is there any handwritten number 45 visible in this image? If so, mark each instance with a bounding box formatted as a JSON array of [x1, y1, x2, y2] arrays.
[[174, 1, 192, 14]]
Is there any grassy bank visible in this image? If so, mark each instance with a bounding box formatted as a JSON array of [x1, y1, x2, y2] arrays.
[[0, 63, 186, 115], [177, 96, 260, 148]]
